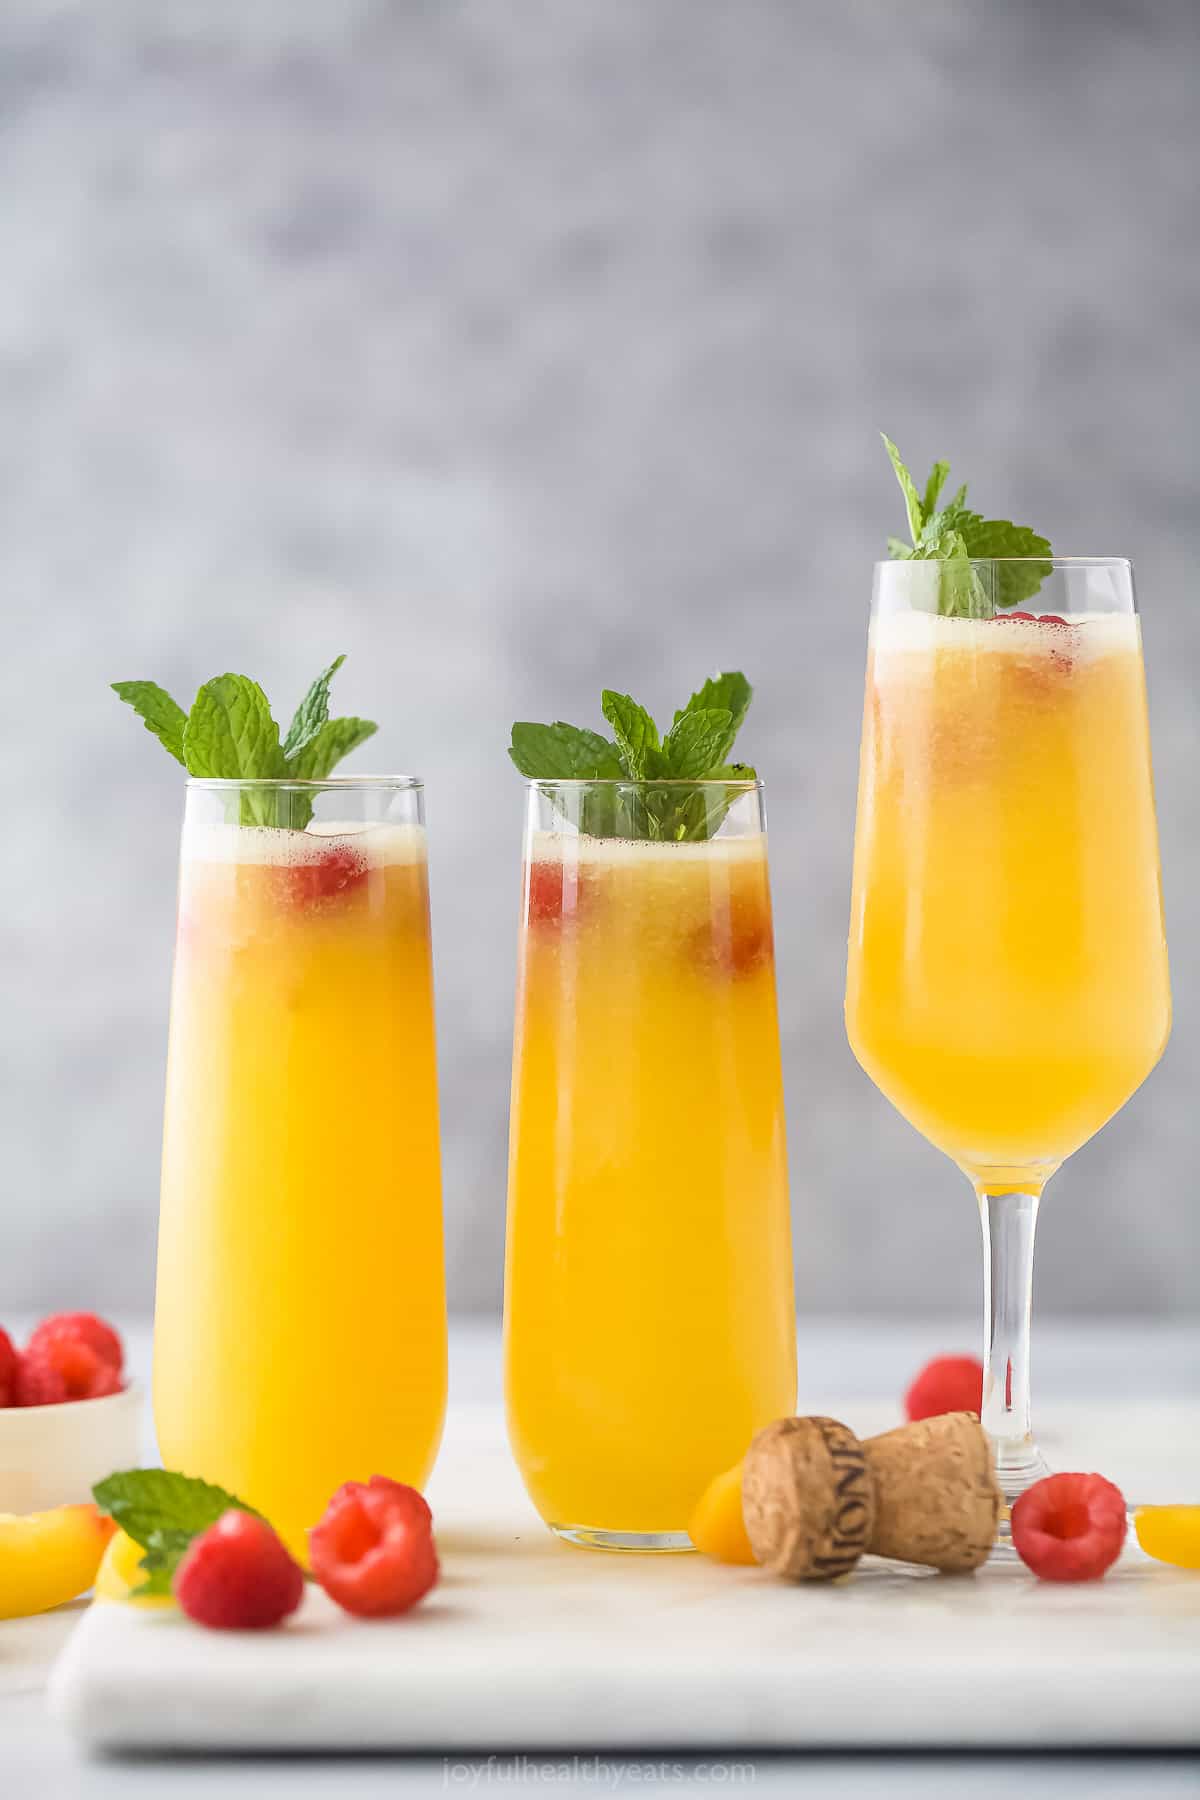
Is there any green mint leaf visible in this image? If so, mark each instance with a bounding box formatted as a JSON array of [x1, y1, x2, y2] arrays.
[[921, 460, 951, 521], [661, 707, 734, 778], [882, 435, 1052, 613], [282, 654, 346, 759], [934, 532, 988, 619], [510, 675, 757, 842], [670, 760, 759, 843], [955, 519, 1054, 609], [130, 1559, 175, 1600], [508, 722, 623, 780], [286, 716, 378, 781], [674, 672, 752, 740], [917, 504, 982, 550], [881, 433, 924, 547], [601, 691, 660, 779], [111, 681, 188, 766], [127, 1525, 197, 1596], [182, 675, 284, 781], [93, 1468, 264, 1552]]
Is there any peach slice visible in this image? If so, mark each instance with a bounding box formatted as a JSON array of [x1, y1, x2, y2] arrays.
[[688, 1460, 758, 1565], [0, 1502, 116, 1619], [94, 1526, 175, 1607], [1134, 1505, 1200, 1571]]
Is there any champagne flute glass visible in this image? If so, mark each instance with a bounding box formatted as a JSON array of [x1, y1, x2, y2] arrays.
[[154, 777, 447, 1557], [845, 560, 1170, 1533], [505, 778, 796, 1550]]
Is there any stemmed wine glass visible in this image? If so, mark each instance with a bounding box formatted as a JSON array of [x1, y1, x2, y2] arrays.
[[845, 559, 1170, 1535]]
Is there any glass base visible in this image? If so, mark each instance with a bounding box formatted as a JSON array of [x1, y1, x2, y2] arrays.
[[551, 1524, 695, 1553], [992, 1443, 1053, 1508], [987, 1442, 1054, 1561]]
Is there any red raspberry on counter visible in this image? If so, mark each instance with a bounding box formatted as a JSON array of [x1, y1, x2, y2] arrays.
[[321, 1474, 433, 1531], [0, 1327, 17, 1406], [27, 1313, 124, 1379], [1011, 1472, 1128, 1581], [173, 1510, 305, 1630], [310, 1474, 438, 1618], [15, 1336, 123, 1405], [904, 1354, 984, 1422]]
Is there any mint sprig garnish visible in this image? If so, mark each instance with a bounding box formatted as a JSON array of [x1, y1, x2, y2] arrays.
[[287, 715, 379, 782], [509, 672, 756, 841], [113, 656, 377, 828], [183, 675, 283, 783], [882, 434, 1053, 615], [110, 681, 188, 764], [93, 1468, 265, 1598], [281, 654, 346, 759]]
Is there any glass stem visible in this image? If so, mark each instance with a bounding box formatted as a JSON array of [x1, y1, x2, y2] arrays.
[[977, 1187, 1051, 1505]]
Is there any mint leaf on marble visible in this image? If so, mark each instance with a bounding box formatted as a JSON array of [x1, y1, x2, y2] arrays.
[[93, 1468, 266, 1598]]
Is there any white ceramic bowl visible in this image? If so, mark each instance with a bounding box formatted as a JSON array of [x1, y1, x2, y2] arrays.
[[0, 1383, 143, 1513]]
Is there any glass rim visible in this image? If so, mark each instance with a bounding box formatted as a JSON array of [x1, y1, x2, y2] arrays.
[[873, 555, 1131, 572], [522, 776, 765, 791], [185, 774, 423, 792]]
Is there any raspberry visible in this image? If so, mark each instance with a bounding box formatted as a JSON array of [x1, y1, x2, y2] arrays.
[[0, 1327, 17, 1406], [994, 612, 1073, 629], [721, 895, 774, 977], [322, 1474, 433, 1530], [28, 1312, 123, 1378], [15, 1336, 124, 1405], [173, 1511, 304, 1630], [309, 1475, 438, 1618], [275, 847, 369, 908], [904, 1354, 983, 1422], [526, 859, 565, 922], [525, 859, 591, 925], [1011, 1472, 1127, 1581]]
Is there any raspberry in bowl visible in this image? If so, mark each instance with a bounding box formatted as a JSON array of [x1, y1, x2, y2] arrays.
[[0, 1313, 142, 1513]]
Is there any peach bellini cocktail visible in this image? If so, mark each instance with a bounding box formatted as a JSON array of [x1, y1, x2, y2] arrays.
[[155, 781, 446, 1556], [845, 456, 1169, 1518], [114, 663, 447, 1561], [504, 680, 797, 1551]]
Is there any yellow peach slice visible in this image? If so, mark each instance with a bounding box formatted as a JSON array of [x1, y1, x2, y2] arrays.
[[94, 1526, 175, 1607], [0, 1503, 116, 1619], [1134, 1505, 1200, 1571], [688, 1460, 758, 1565]]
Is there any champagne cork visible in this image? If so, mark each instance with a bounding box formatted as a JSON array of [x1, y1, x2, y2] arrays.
[[740, 1417, 875, 1579], [865, 1412, 1001, 1572], [742, 1411, 1000, 1580]]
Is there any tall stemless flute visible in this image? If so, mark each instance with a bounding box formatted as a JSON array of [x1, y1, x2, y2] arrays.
[[154, 778, 447, 1557], [846, 561, 1170, 1516], [505, 780, 796, 1551]]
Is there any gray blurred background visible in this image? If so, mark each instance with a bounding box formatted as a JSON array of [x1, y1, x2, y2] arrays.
[[3, 0, 1197, 1322]]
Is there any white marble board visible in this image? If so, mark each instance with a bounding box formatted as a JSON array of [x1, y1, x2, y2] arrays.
[[49, 1399, 1200, 1752]]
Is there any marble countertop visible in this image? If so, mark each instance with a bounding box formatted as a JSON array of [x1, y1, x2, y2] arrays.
[[3, 1317, 1198, 1798]]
